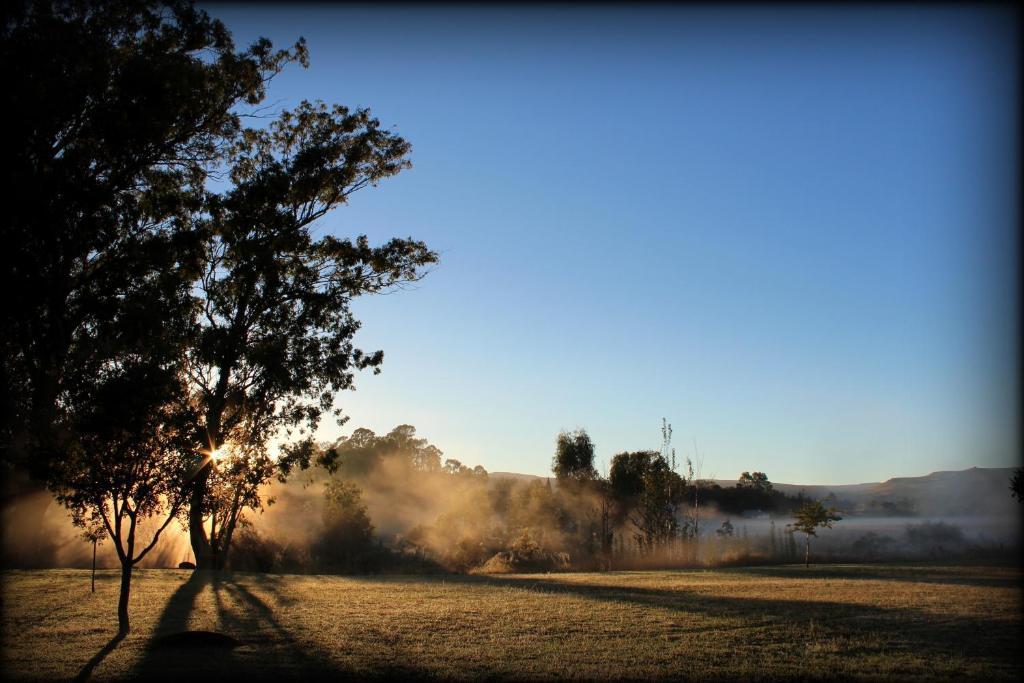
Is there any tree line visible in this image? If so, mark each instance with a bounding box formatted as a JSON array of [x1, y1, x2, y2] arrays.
[[242, 423, 837, 575]]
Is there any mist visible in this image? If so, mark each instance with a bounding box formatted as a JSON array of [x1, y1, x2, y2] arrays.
[[3, 460, 1020, 572], [1, 490, 191, 570]]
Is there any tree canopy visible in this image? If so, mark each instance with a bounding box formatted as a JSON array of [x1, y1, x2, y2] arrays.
[[181, 95, 436, 570], [789, 500, 842, 567], [1, 0, 306, 481], [552, 429, 598, 482]]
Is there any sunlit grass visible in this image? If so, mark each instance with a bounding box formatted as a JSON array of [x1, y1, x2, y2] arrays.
[[2, 563, 1021, 680]]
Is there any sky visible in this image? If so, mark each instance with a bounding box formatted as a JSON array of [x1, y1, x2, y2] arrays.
[[204, 4, 1019, 485]]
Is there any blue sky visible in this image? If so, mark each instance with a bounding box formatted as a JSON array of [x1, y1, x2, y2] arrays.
[[205, 5, 1018, 484]]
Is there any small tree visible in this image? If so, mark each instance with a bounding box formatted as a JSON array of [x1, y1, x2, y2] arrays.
[[596, 478, 615, 570], [552, 429, 598, 482], [788, 500, 842, 567], [82, 522, 106, 594], [53, 360, 196, 634], [1010, 468, 1023, 503]]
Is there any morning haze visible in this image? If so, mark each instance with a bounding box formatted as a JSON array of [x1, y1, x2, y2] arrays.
[[1, 2, 1020, 681]]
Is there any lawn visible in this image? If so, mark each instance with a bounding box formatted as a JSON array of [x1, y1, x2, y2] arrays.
[[2, 563, 1021, 681]]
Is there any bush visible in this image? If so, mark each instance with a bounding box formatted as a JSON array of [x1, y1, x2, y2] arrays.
[[476, 529, 570, 574]]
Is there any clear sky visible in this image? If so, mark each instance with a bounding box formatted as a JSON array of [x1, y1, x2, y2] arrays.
[[204, 4, 1019, 485]]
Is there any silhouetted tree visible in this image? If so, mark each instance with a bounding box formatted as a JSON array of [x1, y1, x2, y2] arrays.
[[609, 451, 654, 502], [182, 98, 437, 569], [1011, 468, 1023, 503], [631, 454, 684, 552], [51, 355, 198, 633], [332, 425, 445, 476], [598, 479, 615, 569], [388, 424, 445, 472], [737, 471, 773, 493], [788, 500, 842, 567], [82, 522, 106, 594], [1, 0, 304, 483], [444, 459, 466, 475], [552, 429, 598, 482]]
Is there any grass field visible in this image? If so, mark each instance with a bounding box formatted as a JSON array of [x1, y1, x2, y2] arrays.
[[2, 563, 1021, 681]]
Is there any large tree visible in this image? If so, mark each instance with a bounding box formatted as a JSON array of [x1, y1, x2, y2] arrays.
[[609, 450, 654, 502], [631, 453, 684, 552], [609, 449, 684, 553], [1, 0, 304, 483], [552, 429, 598, 482], [182, 100, 437, 569], [737, 471, 773, 493]]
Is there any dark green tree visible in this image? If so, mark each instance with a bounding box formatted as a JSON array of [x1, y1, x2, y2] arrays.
[[737, 471, 773, 493], [788, 500, 842, 567], [1, 0, 305, 482], [552, 429, 598, 482], [609, 451, 655, 502], [182, 100, 437, 569], [630, 453, 684, 552], [314, 480, 374, 570]]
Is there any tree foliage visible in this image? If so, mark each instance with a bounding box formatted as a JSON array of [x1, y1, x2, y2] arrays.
[[1, 0, 305, 480], [1, 0, 315, 632], [552, 429, 598, 482], [609, 449, 684, 551], [331, 425, 448, 477], [788, 500, 842, 567], [737, 471, 773, 492], [51, 347, 196, 633], [181, 92, 436, 570], [313, 479, 374, 570], [609, 450, 654, 502]]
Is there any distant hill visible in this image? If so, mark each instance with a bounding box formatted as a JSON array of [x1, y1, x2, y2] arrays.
[[856, 467, 1019, 516], [713, 467, 1019, 516], [492, 467, 1020, 517]]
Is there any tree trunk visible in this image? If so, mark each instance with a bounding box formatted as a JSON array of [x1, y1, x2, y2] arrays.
[[188, 465, 215, 569], [91, 539, 97, 593], [804, 534, 810, 568], [117, 562, 132, 634]]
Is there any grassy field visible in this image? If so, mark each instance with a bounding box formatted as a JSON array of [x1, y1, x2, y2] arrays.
[[2, 563, 1021, 681]]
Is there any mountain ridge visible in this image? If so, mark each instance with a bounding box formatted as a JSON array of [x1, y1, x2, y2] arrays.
[[490, 466, 1020, 516]]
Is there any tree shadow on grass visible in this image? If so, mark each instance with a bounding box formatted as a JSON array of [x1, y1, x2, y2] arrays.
[[439, 573, 1023, 669], [73, 630, 126, 683], [723, 563, 1024, 589], [130, 571, 431, 682]]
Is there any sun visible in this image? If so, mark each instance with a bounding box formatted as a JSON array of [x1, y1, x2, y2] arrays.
[[208, 446, 226, 462]]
